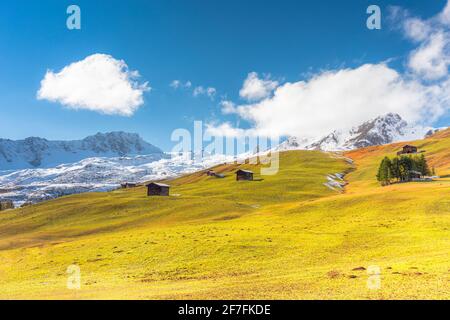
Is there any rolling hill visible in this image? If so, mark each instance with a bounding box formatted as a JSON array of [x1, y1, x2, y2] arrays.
[[0, 130, 449, 299]]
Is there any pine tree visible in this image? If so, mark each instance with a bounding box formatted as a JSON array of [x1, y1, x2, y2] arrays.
[[419, 154, 430, 176], [391, 157, 400, 182], [398, 156, 413, 181], [377, 157, 392, 186]]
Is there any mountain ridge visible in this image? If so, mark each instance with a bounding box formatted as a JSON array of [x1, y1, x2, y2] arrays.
[[277, 113, 443, 152], [0, 131, 163, 170]]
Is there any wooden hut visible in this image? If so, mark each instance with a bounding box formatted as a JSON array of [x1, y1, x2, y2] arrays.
[[121, 182, 137, 189], [397, 145, 418, 155], [206, 170, 225, 178], [236, 169, 254, 181], [0, 200, 14, 211], [409, 170, 422, 180], [146, 182, 170, 196]]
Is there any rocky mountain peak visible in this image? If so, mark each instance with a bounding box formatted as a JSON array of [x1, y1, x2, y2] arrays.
[[279, 113, 434, 152], [0, 132, 163, 170]]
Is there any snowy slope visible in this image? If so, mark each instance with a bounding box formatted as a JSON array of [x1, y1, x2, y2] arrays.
[[0, 132, 164, 170], [278, 113, 437, 152], [0, 153, 235, 206]]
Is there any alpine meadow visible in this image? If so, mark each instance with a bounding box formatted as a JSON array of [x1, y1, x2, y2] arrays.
[[0, 129, 449, 299], [1, 0, 450, 303]]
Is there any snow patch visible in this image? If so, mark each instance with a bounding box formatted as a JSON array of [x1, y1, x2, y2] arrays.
[[323, 173, 347, 192]]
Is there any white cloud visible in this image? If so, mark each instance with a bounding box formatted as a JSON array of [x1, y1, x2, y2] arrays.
[[193, 86, 205, 96], [220, 100, 237, 114], [403, 17, 431, 42], [408, 32, 450, 80], [205, 122, 249, 137], [193, 86, 216, 99], [171, 79, 216, 99], [209, 64, 447, 139], [170, 80, 182, 89], [37, 54, 149, 116], [170, 80, 192, 89], [439, 0, 450, 25], [206, 2, 450, 139], [391, 1, 450, 80], [239, 72, 279, 101]]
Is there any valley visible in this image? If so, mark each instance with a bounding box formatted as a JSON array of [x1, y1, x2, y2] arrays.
[[0, 129, 449, 299]]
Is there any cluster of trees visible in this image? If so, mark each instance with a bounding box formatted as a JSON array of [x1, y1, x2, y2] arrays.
[[376, 154, 434, 186]]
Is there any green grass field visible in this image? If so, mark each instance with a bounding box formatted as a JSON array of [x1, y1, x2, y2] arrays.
[[0, 131, 449, 299]]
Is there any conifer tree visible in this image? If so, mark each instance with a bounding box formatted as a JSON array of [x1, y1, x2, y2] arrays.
[[377, 157, 392, 186], [418, 154, 430, 176]]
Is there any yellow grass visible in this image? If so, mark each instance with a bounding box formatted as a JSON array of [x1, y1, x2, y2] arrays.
[[0, 131, 449, 300]]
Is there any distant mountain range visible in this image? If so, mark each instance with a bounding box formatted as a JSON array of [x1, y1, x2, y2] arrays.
[[0, 132, 164, 170], [0, 116, 447, 206], [0, 153, 231, 205], [276, 113, 445, 152]]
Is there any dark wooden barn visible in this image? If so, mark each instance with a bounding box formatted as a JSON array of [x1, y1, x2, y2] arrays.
[[121, 182, 137, 189], [146, 182, 170, 196], [206, 170, 225, 179], [409, 170, 422, 180], [397, 145, 418, 155], [0, 200, 14, 211], [236, 169, 254, 181]]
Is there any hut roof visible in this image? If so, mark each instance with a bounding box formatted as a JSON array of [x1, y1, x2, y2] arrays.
[[146, 182, 170, 187], [236, 169, 253, 174]]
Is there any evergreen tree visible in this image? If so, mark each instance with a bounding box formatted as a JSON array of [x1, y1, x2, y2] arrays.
[[376, 153, 432, 185], [418, 154, 430, 176], [377, 157, 392, 186], [391, 157, 400, 181], [398, 156, 413, 181]]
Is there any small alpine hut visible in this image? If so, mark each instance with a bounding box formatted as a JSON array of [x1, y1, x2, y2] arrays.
[[409, 170, 422, 180], [397, 145, 418, 156], [121, 182, 137, 189], [146, 182, 170, 196], [236, 169, 254, 181], [206, 170, 225, 179], [0, 200, 14, 211]]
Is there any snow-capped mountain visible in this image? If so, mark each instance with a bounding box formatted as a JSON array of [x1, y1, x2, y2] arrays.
[[0, 153, 235, 206], [0, 132, 164, 170], [0, 115, 442, 206], [278, 113, 435, 152], [276, 136, 310, 151]]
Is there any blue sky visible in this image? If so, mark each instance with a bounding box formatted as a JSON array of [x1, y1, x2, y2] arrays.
[[0, 0, 449, 150]]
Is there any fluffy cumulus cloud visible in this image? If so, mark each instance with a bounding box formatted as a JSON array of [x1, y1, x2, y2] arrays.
[[37, 54, 149, 116], [409, 32, 450, 80], [239, 72, 279, 101], [208, 2, 450, 139], [220, 100, 237, 114], [214, 64, 447, 138], [391, 1, 450, 80]]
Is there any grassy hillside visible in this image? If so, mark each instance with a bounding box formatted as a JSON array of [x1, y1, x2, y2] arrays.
[[0, 132, 449, 299]]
